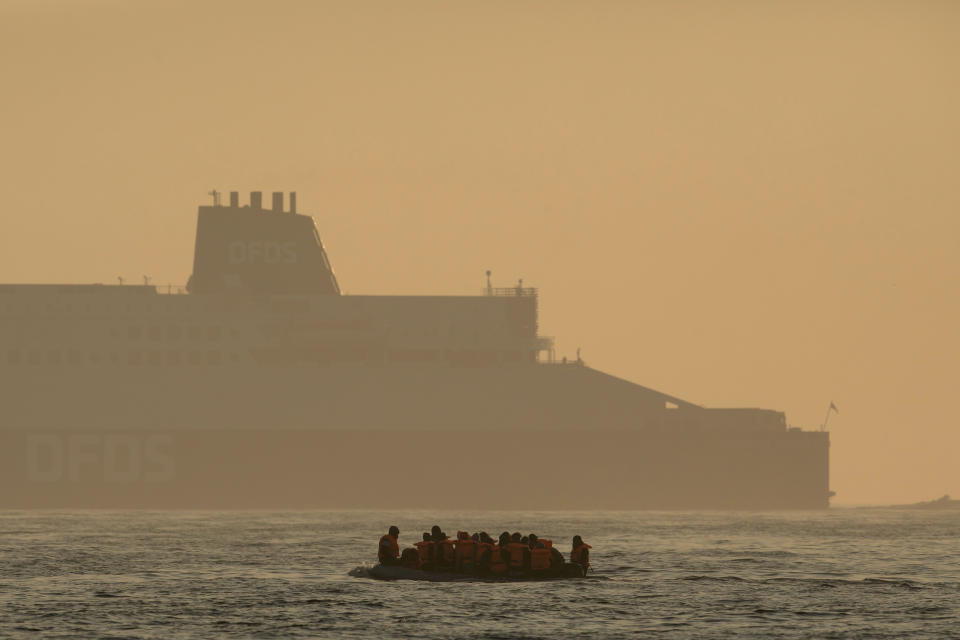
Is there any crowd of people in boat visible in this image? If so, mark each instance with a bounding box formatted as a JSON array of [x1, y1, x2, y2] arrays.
[[377, 525, 591, 576]]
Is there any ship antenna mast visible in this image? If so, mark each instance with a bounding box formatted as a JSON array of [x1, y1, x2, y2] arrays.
[[208, 189, 220, 206], [820, 401, 839, 432]]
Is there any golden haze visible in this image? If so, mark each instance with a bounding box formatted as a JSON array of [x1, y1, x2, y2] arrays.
[[0, 0, 957, 504]]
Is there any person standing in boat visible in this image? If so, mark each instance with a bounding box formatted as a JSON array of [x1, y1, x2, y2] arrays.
[[378, 526, 400, 565]]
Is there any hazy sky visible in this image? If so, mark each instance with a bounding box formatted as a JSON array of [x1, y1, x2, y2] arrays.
[[1, 0, 957, 504]]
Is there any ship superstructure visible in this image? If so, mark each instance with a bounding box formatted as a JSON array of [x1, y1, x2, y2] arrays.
[[0, 192, 831, 509]]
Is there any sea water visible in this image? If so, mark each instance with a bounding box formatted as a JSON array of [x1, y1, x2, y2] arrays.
[[2, 509, 958, 638]]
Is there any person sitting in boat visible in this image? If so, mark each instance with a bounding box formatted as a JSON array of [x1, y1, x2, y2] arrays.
[[455, 531, 477, 573], [481, 532, 509, 577], [549, 542, 565, 571], [529, 537, 553, 576], [428, 526, 447, 565], [415, 532, 435, 570], [399, 547, 420, 569], [473, 532, 494, 575], [474, 534, 490, 573], [378, 526, 400, 565], [570, 535, 591, 573], [505, 532, 530, 575], [435, 531, 456, 571]]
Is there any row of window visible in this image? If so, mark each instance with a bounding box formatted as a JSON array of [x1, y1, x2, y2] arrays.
[[0, 323, 234, 341], [4, 348, 535, 367], [4, 349, 237, 366], [0, 297, 370, 315], [249, 347, 533, 366], [0, 301, 217, 315], [3, 322, 511, 342]]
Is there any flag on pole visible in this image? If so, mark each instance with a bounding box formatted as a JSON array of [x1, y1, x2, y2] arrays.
[[829, 401, 839, 414]]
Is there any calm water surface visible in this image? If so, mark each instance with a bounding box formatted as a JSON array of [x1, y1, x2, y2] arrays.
[[2, 510, 958, 638]]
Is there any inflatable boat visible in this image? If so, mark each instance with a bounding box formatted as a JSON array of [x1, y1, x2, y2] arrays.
[[357, 562, 586, 582]]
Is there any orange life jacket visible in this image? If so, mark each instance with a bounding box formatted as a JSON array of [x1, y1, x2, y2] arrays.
[[378, 534, 399, 562], [538, 538, 553, 549], [455, 535, 477, 568], [530, 545, 551, 571], [487, 544, 508, 574], [505, 541, 528, 569], [571, 543, 591, 568], [414, 540, 434, 567], [437, 537, 455, 567]]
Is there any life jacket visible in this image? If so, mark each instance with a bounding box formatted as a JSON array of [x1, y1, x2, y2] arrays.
[[487, 544, 508, 574], [436, 537, 456, 567], [414, 540, 434, 568], [454, 532, 477, 569], [505, 541, 528, 569], [530, 544, 551, 572], [378, 534, 399, 563], [538, 538, 553, 549], [570, 543, 591, 568]]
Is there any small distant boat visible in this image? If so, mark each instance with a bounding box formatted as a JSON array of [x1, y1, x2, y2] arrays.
[[361, 563, 586, 582]]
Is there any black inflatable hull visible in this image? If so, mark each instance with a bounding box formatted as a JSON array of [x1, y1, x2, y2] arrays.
[[364, 563, 585, 582]]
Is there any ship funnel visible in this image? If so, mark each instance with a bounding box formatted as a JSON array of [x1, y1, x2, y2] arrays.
[[229, 191, 239, 208], [189, 193, 341, 295], [289, 192, 297, 214]]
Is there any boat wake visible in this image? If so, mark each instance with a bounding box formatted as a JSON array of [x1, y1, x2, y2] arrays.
[[347, 565, 374, 579]]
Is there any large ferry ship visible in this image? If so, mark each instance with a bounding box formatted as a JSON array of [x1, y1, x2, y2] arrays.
[[0, 191, 831, 509]]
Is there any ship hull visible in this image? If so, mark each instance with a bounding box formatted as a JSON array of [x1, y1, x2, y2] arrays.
[[1, 427, 829, 510], [1, 365, 829, 510]]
